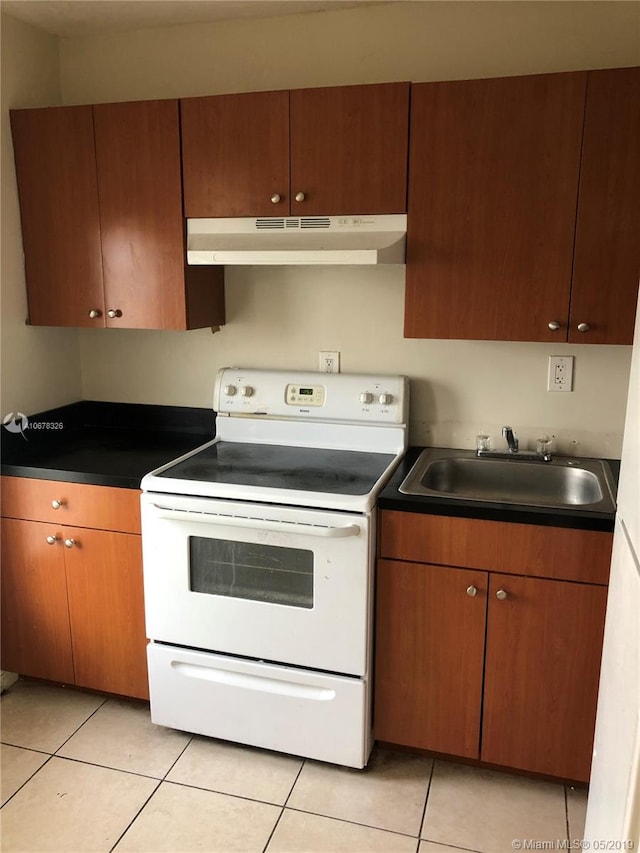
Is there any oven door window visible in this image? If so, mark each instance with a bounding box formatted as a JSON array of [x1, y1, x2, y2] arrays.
[[189, 537, 313, 608]]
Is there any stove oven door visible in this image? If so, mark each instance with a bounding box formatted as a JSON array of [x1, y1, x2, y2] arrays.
[[141, 493, 373, 676]]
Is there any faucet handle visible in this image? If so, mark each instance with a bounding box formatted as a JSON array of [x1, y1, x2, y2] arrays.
[[536, 436, 553, 460]]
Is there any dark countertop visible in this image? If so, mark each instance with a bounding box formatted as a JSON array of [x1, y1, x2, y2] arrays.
[[378, 446, 619, 532], [1, 401, 214, 490]]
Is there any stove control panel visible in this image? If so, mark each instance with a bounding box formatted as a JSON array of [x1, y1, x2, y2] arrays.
[[286, 384, 326, 407], [214, 368, 409, 425]]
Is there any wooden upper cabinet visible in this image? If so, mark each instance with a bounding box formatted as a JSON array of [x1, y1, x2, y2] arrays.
[[11, 100, 224, 331], [181, 90, 290, 218], [405, 73, 587, 341], [569, 67, 640, 345], [181, 83, 410, 217], [10, 106, 104, 328], [94, 99, 223, 330], [290, 83, 410, 215]]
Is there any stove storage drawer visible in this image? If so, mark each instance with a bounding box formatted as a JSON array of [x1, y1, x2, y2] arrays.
[[147, 643, 370, 768]]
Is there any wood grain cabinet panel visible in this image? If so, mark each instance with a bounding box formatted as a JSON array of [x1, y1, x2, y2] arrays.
[[181, 83, 409, 217], [375, 559, 487, 758], [375, 510, 612, 780], [378, 510, 612, 585], [404, 72, 586, 341], [290, 83, 410, 215], [181, 90, 290, 218], [482, 574, 607, 782], [1, 477, 141, 534], [0, 518, 75, 683], [569, 66, 640, 344], [404, 67, 639, 344], [10, 101, 224, 330], [10, 106, 104, 328], [64, 527, 148, 700], [1, 477, 148, 699]]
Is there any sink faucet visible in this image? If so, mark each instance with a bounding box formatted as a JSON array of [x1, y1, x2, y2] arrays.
[[502, 426, 519, 453]]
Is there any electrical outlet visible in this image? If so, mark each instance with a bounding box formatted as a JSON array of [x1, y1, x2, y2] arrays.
[[547, 355, 574, 392], [319, 351, 340, 373]]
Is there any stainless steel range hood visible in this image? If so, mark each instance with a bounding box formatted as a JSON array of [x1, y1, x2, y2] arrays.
[[186, 215, 407, 265]]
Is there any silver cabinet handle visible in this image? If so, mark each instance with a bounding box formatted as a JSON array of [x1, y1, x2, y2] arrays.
[[577, 322, 590, 332], [107, 309, 123, 319], [88, 309, 102, 319], [548, 321, 561, 331], [51, 499, 64, 509], [270, 194, 281, 204], [466, 585, 478, 597], [496, 589, 508, 601], [46, 535, 59, 545], [295, 192, 305, 202], [64, 538, 76, 549]]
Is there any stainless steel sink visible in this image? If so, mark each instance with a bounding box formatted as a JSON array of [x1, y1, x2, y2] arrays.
[[399, 448, 617, 513]]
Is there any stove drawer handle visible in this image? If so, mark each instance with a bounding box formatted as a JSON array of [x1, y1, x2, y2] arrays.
[[151, 505, 361, 538], [171, 661, 336, 701]]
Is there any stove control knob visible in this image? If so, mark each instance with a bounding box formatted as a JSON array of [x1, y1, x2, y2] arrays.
[[360, 392, 373, 405], [379, 393, 394, 406], [223, 385, 237, 396], [240, 386, 254, 397]]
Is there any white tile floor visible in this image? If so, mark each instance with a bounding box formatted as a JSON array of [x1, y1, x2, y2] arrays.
[[1, 679, 588, 853]]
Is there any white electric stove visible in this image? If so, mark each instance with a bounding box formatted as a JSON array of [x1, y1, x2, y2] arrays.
[[140, 367, 409, 768]]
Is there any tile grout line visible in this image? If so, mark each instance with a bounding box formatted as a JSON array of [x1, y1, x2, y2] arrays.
[[108, 779, 163, 853], [0, 753, 55, 810], [417, 757, 436, 843], [260, 756, 308, 852]]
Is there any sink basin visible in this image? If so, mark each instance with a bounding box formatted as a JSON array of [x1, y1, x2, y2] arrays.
[[399, 449, 616, 513]]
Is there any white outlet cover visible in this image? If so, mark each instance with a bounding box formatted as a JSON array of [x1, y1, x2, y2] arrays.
[[547, 355, 574, 392]]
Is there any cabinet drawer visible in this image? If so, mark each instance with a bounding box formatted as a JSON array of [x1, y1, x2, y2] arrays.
[[379, 510, 612, 585], [1, 476, 141, 534]]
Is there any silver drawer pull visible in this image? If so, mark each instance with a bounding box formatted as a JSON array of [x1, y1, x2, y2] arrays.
[[51, 499, 64, 509], [496, 589, 508, 601], [466, 585, 478, 597]]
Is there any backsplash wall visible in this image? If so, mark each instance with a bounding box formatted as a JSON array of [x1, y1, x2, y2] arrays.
[[79, 266, 631, 457]]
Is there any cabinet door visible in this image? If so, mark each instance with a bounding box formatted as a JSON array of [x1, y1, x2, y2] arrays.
[[290, 83, 410, 215], [375, 559, 487, 757], [405, 73, 586, 341], [181, 90, 290, 218], [94, 100, 195, 330], [569, 67, 640, 345], [0, 518, 74, 683], [64, 527, 149, 700], [482, 574, 607, 782], [10, 106, 105, 327]]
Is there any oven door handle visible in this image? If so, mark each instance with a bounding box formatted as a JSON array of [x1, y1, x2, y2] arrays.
[[151, 505, 361, 538]]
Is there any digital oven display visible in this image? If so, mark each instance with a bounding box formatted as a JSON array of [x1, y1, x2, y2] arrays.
[[299, 388, 313, 396]]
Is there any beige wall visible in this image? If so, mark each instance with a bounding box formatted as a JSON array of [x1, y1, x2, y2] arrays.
[[1, 13, 82, 417], [7, 2, 640, 454]]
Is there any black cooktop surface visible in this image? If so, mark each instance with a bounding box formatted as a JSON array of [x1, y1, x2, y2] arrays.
[[156, 442, 396, 495]]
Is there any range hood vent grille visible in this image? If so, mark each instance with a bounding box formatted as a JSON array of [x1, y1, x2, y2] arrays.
[[255, 217, 332, 230]]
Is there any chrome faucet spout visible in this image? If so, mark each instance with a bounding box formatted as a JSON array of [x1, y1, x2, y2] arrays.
[[502, 426, 519, 453]]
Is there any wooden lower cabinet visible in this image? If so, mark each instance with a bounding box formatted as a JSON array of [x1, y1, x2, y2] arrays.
[[64, 527, 148, 699], [375, 559, 487, 758], [1, 518, 75, 684], [375, 510, 612, 782], [0, 477, 149, 701], [481, 573, 607, 781]]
